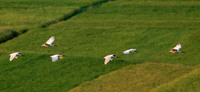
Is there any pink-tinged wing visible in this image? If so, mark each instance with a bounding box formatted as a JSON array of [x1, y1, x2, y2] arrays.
[[104, 57, 111, 65], [46, 36, 55, 45], [173, 43, 181, 50], [10, 53, 17, 61]]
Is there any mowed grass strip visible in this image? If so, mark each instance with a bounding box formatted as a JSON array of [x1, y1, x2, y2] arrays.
[[151, 67, 200, 92], [69, 62, 194, 92]]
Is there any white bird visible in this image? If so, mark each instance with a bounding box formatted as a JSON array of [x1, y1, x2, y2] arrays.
[[123, 49, 136, 54], [9, 52, 22, 61], [170, 43, 182, 53], [42, 36, 55, 47], [50, 54, 64, 62], [104, 54, 116, 65]]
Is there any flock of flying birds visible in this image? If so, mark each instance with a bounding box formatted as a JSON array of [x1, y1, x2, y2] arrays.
[[9, 36, 182, 65], [9, 36, 63, 62]]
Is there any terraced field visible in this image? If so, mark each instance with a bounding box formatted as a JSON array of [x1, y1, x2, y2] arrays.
[[0, 0, 102, 28], [0, 0, 200, 92], [0, 0, 101, 43]]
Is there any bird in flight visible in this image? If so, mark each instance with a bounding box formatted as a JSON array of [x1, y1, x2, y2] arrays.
[[50, 54, 64, 62], [123, 49, 136, 54], [9, 52, 22, 61], [170, 43, 182, 53], [104, 54, 116, 65], [42, 36, 55, 47]]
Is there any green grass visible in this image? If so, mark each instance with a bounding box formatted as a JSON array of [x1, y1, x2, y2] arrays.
[[69, 62, 194, 92], [0, 0, 101, 29], [0, 28, 28, 43], [0, 0, 200, 91], [0, 52, 129, 92], [1, 0, 199, 65], [152, 67, 200, 92], [0, 29, 19, 43], [0, 0, 102, 43]]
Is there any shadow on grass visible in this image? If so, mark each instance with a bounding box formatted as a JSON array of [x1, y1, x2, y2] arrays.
[[0, 29, 28, 44]]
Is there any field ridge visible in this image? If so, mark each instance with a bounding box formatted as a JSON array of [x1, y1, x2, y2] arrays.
[[0, 29, 28, 44], [0, 0, 113, 44], [41, 0, 114, 28]]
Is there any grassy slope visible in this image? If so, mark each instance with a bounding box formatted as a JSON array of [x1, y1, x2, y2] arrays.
[[50, 0, 199, 91], [1, 0, 199, 64], [0, 0, 200, 91], [0, 0, 101, 43], [0, 0, 101, 29], [48, 0, 200, 65], [0, 52, 129, 92], [152, 67, 200, 92], [0, 29, 20, 43], [69, 62, 194, 92]]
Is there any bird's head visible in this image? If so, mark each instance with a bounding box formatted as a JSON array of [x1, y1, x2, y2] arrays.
[[18, 53, 23, 56], [112, 54, 118, 58]]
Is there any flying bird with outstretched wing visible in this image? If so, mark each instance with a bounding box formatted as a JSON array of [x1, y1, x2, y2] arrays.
[[50, 54, 64, 62], [42, 36, 55, 47], [170, 43, 182, 53], [9, 52, 22, 61], [123, 49, 136, 54], [104, 54, 116, 65]]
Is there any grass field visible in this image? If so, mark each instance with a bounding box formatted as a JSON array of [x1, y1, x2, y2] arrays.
[[152, 67, 200, 92], [0, 0, 101, 28], [0, 0, 200, 92], [69, 62, 195, 92], [0, 0, 101, 43]]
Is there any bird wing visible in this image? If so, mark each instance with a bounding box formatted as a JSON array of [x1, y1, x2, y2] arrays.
[[51, 55, 58, 62], [46, 36, 55, 45], [123, 50, 130, 54], [104, 57, 111, 65], [10, 53, 17, 61], [173, 44, 181, 50], [130, 49, 136, 52]]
